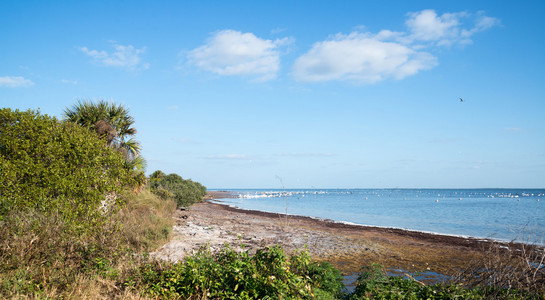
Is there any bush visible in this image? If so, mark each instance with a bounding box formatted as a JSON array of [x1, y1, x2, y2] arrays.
[[131, 245, 344, 299], [0, 108, 137, 224], [0, 108, 154, 297], [149, 171, 206, 207]]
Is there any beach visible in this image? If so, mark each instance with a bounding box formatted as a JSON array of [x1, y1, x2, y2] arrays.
[[153, 191, 507, 279]]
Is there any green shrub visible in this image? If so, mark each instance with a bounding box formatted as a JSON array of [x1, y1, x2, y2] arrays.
[[149, 171, 206, 207], [132, 245, 344, 299], [0, 108, 137, 224], [149, 170, 166, 181], [0, 108, 174, 298]]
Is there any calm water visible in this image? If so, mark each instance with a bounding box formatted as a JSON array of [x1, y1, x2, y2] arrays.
[[212, 189, 545, 243]]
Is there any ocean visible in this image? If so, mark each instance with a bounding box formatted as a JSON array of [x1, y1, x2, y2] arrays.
[[211, 189, 545, 244]]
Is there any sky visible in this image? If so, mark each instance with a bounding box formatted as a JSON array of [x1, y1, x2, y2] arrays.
[[1, 0, 544, 189]]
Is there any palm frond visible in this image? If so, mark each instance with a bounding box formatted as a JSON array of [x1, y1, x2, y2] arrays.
[[63, 99, 140, 156], [120, 138, 141, 158]]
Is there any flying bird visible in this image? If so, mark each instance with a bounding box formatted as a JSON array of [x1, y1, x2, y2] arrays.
[[459, 98, 464, 102]]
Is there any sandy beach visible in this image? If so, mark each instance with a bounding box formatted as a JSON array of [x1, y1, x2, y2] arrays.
[[151, 191, 512, 280]]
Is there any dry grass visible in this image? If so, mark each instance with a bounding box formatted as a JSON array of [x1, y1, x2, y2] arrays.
[[452, 236, 545, 298], [118, 189, 177, 252], [0, 188, 177, 299]]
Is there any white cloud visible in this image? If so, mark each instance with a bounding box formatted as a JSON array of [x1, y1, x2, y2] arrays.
[[406, 10, 465, 45], [80, 43, 149, 70], [407, 9, 500, 46], [188, 30, 292, 81], [0, 76, 34, 87], [293, 9, 497, 83], [461, 12, 501, 40], [293, 32, 437, 83]]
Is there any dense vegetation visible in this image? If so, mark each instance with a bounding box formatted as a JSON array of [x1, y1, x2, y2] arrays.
[[132, 245, 344, 299], [0, 107, 166, 297], [1, 105, 543, 299], [149, 170, 207, 207], [0, 108, 139, 222]]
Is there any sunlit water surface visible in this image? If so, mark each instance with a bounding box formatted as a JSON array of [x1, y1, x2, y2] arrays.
[[212, 189, 545, 243]]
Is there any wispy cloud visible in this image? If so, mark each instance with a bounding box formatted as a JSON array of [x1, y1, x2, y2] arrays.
[[61, 79, 78, 85], [80, 43, 150, 70], [0, 76, 34, 87], [271, 27, 287, 34], [406, 9, 500, 47], [276, 152, 336, 158], [427, 137, 465, 144], [188, 30, 293, 81], [504, 127, 523, 132], [293, 9, 498, 84], [173, 137, 199, 144], [204, 154, 249, 160]]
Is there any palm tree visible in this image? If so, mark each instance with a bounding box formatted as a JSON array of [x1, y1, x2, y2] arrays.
[[64, 100, 144, 171]]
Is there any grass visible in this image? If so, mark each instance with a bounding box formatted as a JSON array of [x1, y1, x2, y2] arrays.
[[0, 188, 177, 299], [117, 189, 177, 252], [348, 263, 544, 300], [452, 238, 545, 298]]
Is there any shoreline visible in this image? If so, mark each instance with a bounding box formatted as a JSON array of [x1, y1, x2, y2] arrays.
[[206, 190, 523, 248], [154, 191, 542, 278], [210, 199, 502, 251], [210, 198, 506, 246]]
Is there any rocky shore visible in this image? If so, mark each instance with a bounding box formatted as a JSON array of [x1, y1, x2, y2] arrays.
[[152, 191, 507, 280]]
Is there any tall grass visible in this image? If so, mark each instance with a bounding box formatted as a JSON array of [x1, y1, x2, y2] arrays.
[[0, 188, 177, 298], [452, 237, 545, 298], [117, 189, 177, 252]]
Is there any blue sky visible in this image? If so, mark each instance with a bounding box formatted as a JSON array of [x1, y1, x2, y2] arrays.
[[1, 0, 544, 188]]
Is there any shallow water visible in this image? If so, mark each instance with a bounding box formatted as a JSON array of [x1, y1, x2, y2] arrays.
[[212, 189, 545, 243]]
